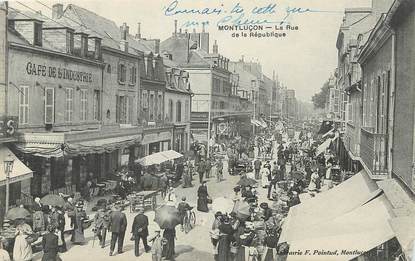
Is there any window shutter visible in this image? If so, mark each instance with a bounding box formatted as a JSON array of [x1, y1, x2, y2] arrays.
[[45, 88, 55, 124], [128, 96, 133, 123]]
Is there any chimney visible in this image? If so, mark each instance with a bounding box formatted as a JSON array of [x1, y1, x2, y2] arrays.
[[174, 20, 177, 36], [120, 22, 129, 40], [213, 40, 218, 54], [154, 39, 160, 53], [52, 3, 63, 19], [241, 55, 244, 62], [273, 70, 275, 81], [120, 23, 129, 52], [136, 22, 141, 39]]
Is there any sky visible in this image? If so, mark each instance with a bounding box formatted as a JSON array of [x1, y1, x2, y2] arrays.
[[10, 0, 372, 102]]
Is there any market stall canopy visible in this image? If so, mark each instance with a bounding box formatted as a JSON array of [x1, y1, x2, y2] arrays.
[[286, 195, 396, 261], [136, 152, 170, 166], [155, 205, 181, 229], [322, 128, 335, 138], [160, 150, 183, 160], [41, 194, 66, 207], [279, 169, 380, 243], [0, 146, 33, 186]]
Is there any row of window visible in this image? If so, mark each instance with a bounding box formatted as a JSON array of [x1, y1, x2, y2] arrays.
[[166, 99, 190, 123], [111, 62, 137, 85], [362, 70, 391, 133], [141, 90, 163, 122], [19, 86, 101, 125]]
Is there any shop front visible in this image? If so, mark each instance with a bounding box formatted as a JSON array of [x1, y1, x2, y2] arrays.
[[140, 127, 173, 156], [173, 124, 187, 154]]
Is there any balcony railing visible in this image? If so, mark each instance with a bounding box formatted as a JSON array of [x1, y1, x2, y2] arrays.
[[360, 127, 388, 177]]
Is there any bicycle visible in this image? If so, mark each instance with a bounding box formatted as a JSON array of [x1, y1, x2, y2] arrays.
[[183, 207, 196, 234]]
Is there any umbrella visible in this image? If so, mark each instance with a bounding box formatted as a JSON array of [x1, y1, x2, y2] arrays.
[[291, 171, 304, 180], [136, 152, 170, 166], [154, 205, 181, 229], [232, 201, 251, 221], [160, 150, 183, 160], [5, 207, 31, 220], [212, 197, 234, 214], [237, 177, 257, 187], [41, 194, 66, 207]]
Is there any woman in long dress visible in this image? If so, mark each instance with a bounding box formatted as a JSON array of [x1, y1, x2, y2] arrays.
[[71, 205, 86, 245], [216, 217, 234, 261], [197, 182, 209, 212], [162, 228, 176, 260]]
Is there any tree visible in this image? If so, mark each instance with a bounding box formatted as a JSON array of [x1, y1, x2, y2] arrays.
[[312, 81, 329, 109]]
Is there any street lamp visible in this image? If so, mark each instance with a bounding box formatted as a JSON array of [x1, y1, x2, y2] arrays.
[[4, 153, 15, 213]]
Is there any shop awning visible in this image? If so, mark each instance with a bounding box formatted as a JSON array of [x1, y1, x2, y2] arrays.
[[279, 169, 380, 243], [389, 215, 415, 260], [287, 195, 396, 261], [0, 146, 33, 186], [322, 128, 335, 138], [65, 135, 142, 156], [14, 142, 64, 158], [315, 135, 336, 156]]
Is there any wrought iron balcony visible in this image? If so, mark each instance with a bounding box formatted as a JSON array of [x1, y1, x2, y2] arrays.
[[360, 127, 388, 177]]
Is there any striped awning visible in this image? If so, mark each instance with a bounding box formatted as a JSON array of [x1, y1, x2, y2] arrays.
[[0, 146, 33, 186]]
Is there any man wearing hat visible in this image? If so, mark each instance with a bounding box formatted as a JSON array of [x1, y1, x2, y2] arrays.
[[260, 203, 273, 222], [108, 205, 127, 256], [131, 208, 150, 256], [253, 158, 261, 180]]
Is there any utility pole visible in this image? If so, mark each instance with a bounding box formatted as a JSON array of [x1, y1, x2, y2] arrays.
[[207, 97, 212, 158]]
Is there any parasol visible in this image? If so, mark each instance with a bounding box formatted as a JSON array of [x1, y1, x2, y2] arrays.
[[40, 194, 66, 207], [212, 197, 234, 214], [232, 201, 251, 221], [5, 207, 31, 220], [160, 150, 183, 160], [237, 177, 257, 187], [291, 171, 304, 180], [154, 205, 181, 229], [136, 153, 169, 166]]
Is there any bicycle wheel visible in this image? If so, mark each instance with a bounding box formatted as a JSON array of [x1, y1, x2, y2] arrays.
[[189, 211, 196, 226], [183, 216, 191, 234]]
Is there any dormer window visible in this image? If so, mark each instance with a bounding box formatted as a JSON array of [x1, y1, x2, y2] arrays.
[[34, 22, 42, 46]]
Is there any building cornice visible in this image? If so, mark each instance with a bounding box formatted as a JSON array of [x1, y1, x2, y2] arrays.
[[358, 16, 392, 65], [9, 42, 104, 67]]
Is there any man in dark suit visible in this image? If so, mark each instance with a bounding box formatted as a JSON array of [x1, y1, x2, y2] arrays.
[[42, 225, 59, 261], [131, 208, 151, 256], [109, 205, 127, 256]]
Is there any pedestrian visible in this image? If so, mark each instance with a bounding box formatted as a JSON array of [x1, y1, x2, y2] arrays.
[[197, 181, 209, 212], [149, 230, 163, 261], [162, 228, 176, 260], [261, 166, 270, 188], [160, 173, 169, 199], [41, 225, 59, 261], [13, 224, 33, 261], [216, 158, 223, 182], [131, 208, 151, 256], [93, 207, 110, 248], [0, 238, 10, 261], [216, 216, 234, 261], [205, 157, 212, 178], [197, 159, 206, 184], [108, 205, 127, 256], [175, 160, 184, 182], [32, 197, 45, 233], [55, 208, 66, 252], [71, 203, 86, 245], [64, 197, 75, 229], [253, 158, 261, 180]]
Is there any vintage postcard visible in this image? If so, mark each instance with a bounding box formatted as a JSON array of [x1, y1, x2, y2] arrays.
[[0, 0, 414, 260]]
